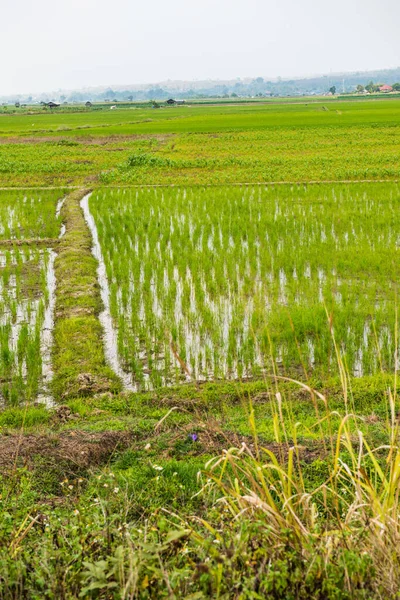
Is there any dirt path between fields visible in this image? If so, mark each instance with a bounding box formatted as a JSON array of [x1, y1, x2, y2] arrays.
[[52, 189, 122, 399]]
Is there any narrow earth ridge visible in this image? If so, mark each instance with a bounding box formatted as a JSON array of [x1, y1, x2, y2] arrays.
[[52, 188, 122, 400]]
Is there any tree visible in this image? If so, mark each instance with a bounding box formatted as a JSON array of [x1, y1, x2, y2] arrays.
[[329, 86, 336, 95], [356, 84, 365, 93], [392, 83, 400, 92], [365, 81, 376, 93]]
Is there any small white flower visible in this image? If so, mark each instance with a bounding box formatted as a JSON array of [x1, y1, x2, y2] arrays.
[[113, 487, 119, 494], [153, 465, 163, 471]]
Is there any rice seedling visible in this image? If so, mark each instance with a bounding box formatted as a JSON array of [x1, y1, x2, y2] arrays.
[[0, 190, 63, 405], [89, 183, 400, 390], [0, 190, 64, 241]]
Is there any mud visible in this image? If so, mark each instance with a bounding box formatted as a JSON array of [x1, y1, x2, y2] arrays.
[[0, 429, 133, 470]]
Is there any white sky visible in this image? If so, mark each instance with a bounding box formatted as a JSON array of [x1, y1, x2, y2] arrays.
[[1, 0, 399, 95]]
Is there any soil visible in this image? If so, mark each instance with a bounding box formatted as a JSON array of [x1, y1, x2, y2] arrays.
[[0, 238, 59, 248], [0, 429, 133, 470], [0, 134, 175, 146]]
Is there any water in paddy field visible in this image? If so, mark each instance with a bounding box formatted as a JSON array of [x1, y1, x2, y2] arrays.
[[0, 248, 57, 407], [56, 197, 66, 238], [80, 193, 136, 391], [36, 249, 56, 408], [82, 185, 400, 390]]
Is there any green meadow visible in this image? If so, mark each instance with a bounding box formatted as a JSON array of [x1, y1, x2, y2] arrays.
[[1, 98, 400, 598], [0, 99, 399, 186]]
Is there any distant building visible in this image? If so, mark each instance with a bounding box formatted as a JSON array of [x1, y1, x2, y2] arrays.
[[379, 85, 393, 93], [166, 98, 186, 105], [85, 101, 93, 107], [46, 101, 60, 108], [110, 105, 117, 110]]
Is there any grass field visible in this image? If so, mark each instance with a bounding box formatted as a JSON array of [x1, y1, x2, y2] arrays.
[[1, 98, 400, 598], [0, 99, 399, 186]]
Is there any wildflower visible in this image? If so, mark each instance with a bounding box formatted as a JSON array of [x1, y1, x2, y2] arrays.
[[73, 509, 80, 516], [113, 487, 119, 494], [78, 478, 83, 483], [189, 433, 198, 442], [68, 485, 73, 490], [153, 465, 163, 471], [145, 443, 151, 450], [103, 483, 109, 488]]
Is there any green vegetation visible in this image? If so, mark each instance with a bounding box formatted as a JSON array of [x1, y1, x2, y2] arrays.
[[52, 189, 121, 400], [2, 98, 400, 597], [90, 183, 400, 388], [0, 190, 63, 404], [0, 99, 399, 186], [0, 189, 63, 240]]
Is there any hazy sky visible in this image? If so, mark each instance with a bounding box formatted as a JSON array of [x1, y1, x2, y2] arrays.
[[1, 0, 399, 95]]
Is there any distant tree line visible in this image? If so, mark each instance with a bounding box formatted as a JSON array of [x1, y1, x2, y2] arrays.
[[4, 68, 400, 105], [356, 81, 400, 93]]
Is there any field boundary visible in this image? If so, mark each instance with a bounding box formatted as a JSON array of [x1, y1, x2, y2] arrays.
[[52, 188, 122, 400], [0, 179, 398, 191]]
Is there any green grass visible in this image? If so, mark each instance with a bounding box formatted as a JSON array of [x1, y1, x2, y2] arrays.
[[52, 189, 121, 400], [2, 98, 400, 597], [0, 99, 399, 186]]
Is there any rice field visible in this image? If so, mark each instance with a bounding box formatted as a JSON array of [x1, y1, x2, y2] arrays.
[[0, 190, 63, 404], [89, 183, 400, 389], [0, 189, 64, 240]]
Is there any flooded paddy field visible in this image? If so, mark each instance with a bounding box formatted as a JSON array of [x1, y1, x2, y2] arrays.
[[0, 190, 64, 404], [88, 183, 400, 390]]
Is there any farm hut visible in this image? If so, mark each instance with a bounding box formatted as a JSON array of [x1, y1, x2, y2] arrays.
[[85, 101, 93, 107], [379, 85, 393, 93], [166, 98, 176, 104], [46, 101, 60, 108]]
